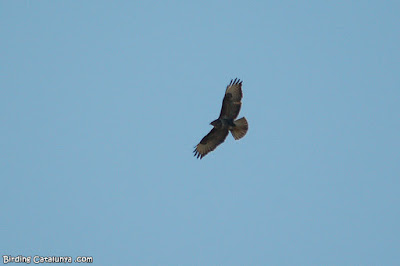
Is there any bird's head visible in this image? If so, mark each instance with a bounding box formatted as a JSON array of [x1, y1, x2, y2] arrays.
[[210, 119, 221, 127]]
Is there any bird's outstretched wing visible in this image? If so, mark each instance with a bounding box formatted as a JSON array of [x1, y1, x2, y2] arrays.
[[193, 127, 229, 159], [219, 78, 243, 120]]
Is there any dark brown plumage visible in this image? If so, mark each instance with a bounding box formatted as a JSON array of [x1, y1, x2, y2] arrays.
[[194, 78, 248, 159]]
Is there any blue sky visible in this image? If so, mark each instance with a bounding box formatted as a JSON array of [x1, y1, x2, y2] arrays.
[[1, 1, 399, 265]]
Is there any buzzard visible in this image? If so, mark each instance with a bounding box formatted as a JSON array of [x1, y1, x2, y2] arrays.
[[194, 78, 248, 159]]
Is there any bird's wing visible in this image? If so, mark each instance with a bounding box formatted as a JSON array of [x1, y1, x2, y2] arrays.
[[193, 127, 229, 159], [219, 78, 243, 120]]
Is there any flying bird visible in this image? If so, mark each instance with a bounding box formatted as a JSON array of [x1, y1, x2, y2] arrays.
[[194, 78, 248, 159]]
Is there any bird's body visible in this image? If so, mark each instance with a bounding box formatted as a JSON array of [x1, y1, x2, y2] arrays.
[[194, 78, 248, 159]]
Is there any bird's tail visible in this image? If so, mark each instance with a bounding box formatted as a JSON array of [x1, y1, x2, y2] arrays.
[[230, 117, 248, 140]]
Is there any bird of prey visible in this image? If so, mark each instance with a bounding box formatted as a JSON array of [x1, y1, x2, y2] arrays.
[[194, 78, 248, 159]]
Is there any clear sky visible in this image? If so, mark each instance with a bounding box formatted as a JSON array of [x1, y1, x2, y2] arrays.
[[1, 1, 399, 265]]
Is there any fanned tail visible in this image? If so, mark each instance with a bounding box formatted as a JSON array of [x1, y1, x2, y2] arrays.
[[230, 117, 248, 140]]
